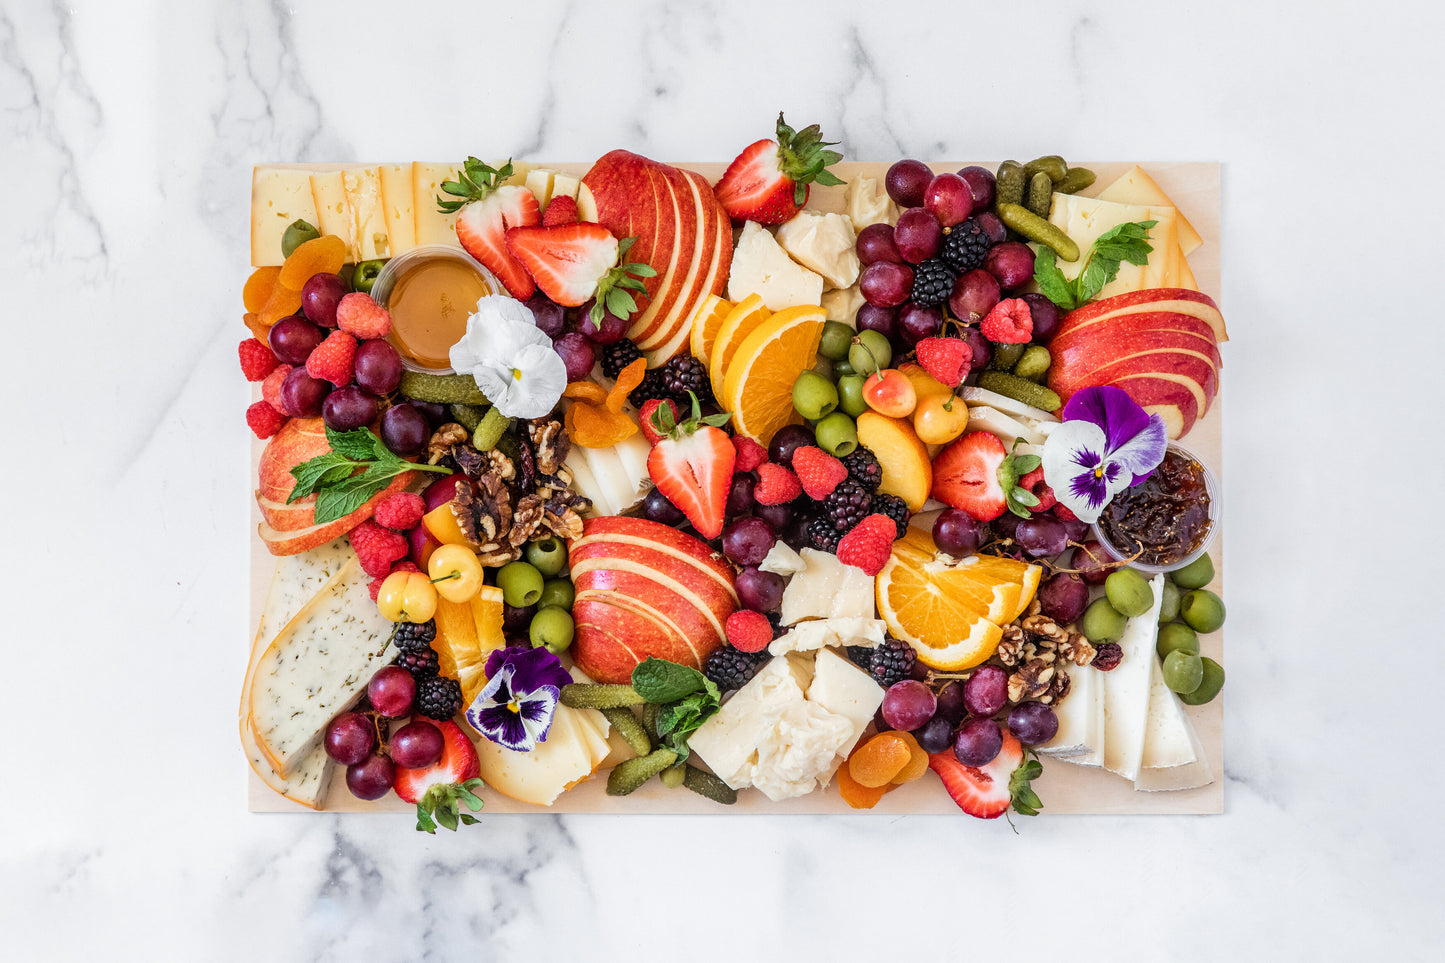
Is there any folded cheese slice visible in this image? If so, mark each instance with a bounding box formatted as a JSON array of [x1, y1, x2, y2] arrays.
[[1096, 164, 1203, 255], [251, 167, 318, 267], [1101, 573, 1164, 782]]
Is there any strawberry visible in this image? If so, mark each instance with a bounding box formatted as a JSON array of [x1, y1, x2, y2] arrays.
[[646, 394, 736, 539], [542, 194, 579, 226], [713, 113, 845, 224], [391, 719, 486, 833], [927, 728, 1037, 820], [930, 431, 1007, 521], [915, 336, 972, 388], [439, 157, 541, 299], [505, 224, 657, 331], [639, 398, 679, 446]]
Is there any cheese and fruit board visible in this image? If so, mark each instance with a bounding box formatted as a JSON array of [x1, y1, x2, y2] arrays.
[[241, 119, 1225, 826]]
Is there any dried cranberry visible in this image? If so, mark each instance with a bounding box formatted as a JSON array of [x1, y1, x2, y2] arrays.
[[1091, 643, 1123, 672]]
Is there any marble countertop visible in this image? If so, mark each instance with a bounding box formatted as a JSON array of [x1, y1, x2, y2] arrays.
[[3, 0, 1441, 958]]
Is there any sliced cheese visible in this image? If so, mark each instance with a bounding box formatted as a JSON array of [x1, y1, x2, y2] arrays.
[[1096, 165, 1202, 255], [563, 445, 610, 516], [1046, 194, 1180, 299], [610, 431, 653, 504], [474, 704, 604, 806], [962, 406, 1049, 447], [413, 161, 463, 247], [378, 163, 416, 257], [769, 618, 886, 656], [524, 168, 557, 209], [727, 221, 824, 311], [551, 172, 581, 203], [820, 285, 864, 325], [758, 541, 806, 577], [1040, 662, 1101, 760], [1134, 711, 1213, 792], [581, 444, 641, 515], [780, 548, 876, 624], [308, 170, 353, 253], [251, 167, 319, 267], [342, 167, 388, 261], [775, 211, 860, 290], [249, 557, 395, 777], [1101, 573, 1164, 782], [1140, 653, 1200, 770]]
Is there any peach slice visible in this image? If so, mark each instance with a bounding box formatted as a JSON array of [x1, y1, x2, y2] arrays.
[[856, 411, 932, 511]]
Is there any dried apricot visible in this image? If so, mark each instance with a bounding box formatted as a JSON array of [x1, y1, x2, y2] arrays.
[[563, 381, 609, 405], [888, 730, 930, 785], [243, 312, 271, 343], [847, 731, 913, 788], [258, 282, 304, 326], [278, 234, 347, 290], [836, 756, 892, 810], [565, 400, 638, 449], [607, 358, 647, 413], [243, 266, 282, 313]]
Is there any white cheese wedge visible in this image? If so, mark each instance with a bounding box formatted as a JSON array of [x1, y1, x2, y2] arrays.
[[957, 386, 1060, 425], [413, 161, 463, 247], [524, 168, 557, 209], [251, 167, 319, 266], [474, 704, 605, 806], [820, 285, 864, 326], [378, 163, 416, 257], [581, 444, 639, 515], [308, 170, 353, 253], [780, 548, 876, 624], [1134, 712, 1213, 792], [1039, 662, 1101, 760], [758, 541, 806, 577], [844, 174, 898, 233], [250, 557, 396, 777], [769, 617, 886, 656], [1046, 194, 1180, 300], [563, 445, 610, 516], [687, 660, 789, 786], [776, 211, 860, 290], [609, 431, 653, 507], [1096, 164, 1203, 254], [806, 647, 885, 752], [1101, 573, 1165, 782], [961, 405, 1050, 446], [1140, 654, 1200, 770], [727, 221, 824, 311], [342, 167, 389, 261]]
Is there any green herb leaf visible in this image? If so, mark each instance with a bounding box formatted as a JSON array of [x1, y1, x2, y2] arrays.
[[1009, 755, 1045, 817], [287, 452, 357, 501], [326, 426, 384, 460], [289, 427, 448, 524], [1032, 220, 1156, 311], [632, 657, 716, 704], [1032, 250, 1078, 311]]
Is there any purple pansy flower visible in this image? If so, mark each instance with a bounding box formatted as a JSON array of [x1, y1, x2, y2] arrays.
[[1040, 386, 1168, 524], [464, 646, 573, 752]]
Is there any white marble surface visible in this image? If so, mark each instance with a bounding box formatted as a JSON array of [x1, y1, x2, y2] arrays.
[[3, 0, 1442, 958]]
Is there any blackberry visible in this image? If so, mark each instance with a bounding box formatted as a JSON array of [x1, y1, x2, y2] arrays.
[[841, 447, 882, 493], [871, 492, 910, 538], [391, 620, 436, 655], [941, 218, 993, 273], [394, 646, 440, 678], [910, 258, 957, 306], [868, 637, 918, 688], [824, 479, 874, 532], [600, 338, 643, 380], [806, 514, 842, 553], [628, 367, 671, 408], [415, 675, 463, 720], [660, 354, 714, 406], [845, 645, 875, 669], [704, 646, 769, 692]]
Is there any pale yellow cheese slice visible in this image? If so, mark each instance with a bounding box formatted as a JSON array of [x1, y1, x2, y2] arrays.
[[342, 167, 388, 261], [1047, 194, 1180, 299], [251, 167, 318, 266], [1096, 165, 1202, 255], [412, 162, 463, 247], [378, 163, 416, 257], [309, 170, 353, 252]]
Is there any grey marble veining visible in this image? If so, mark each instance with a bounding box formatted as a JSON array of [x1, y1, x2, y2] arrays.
[[3, 0, 1443, 959]]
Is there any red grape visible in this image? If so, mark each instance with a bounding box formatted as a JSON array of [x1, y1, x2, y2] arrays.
[[280, 367, 331, 417], [856, 223, 903, 265], [367, 665, 416, 718], [974, 211, 1007, 245], [735, 566, 785, 612], [754, 501, 794, 533], [859, 262, 914, 308], [893, 208, 943, 263], [923, 173, 973, 227], [954, 717, 1003, 766], [553, 332, 595, 382], [949, 269, 1001, 323], [345, 754, 395, 800], [767, 424, 815, 467], [722, 516, 776, 567], [302, 273, 347, 328], [380, 404, 429, 457], [354, 339, 403, 395], [885, 159, 933, 207], [899, 303, 943, 344], [956, 166, 996, 210], [503, 602, 535, 633], [390, 720, 446, 769], [324, 712, 376, 765], [934, 680, 967, 724], [984, 242, 1035, 291], [960, 326, 991, 373], [1037, 572, 1089, 624], [781, 514, 811, 551], [409, 400, 448, 430], [1007, 702, 1058, 746], [1020, 293, 1061, 345], [525, 293, 566, 339], [856, 303, 899, 340], [914, 715, 955, 754], [932, 508, 982, 557], [882, 679, 937, 731], [963, 664, 1008, 717], [1058, 513, 1089, 542], [578, 306, 628, 344], [725, 472, 756, 517], [423, 473, 471, 511], [1072, 540, 1112, 585], [322, 385, 379, 431], [1016, 515, 1067, 558], [268, 316, 326, 365], [643, 486, 685, 525]]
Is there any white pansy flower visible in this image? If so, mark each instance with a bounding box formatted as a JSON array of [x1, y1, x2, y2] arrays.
[[449, 295, 567, 419]]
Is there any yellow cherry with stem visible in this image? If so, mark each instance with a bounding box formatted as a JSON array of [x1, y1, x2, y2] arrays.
[[377, 570, 438, 623], [861, 368, 918, 419], [427, 544, 485, 603], [913, 389, 970, 445]]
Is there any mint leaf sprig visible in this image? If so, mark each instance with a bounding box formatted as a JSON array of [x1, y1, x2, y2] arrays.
[[1034, 219, 1157, 311], [288, 426, 450, 524], [631, 657, 722, 762]]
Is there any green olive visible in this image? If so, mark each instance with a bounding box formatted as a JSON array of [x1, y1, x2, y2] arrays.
[[1104, 569, 1153, 618], [818, 320, 854, 361], [1159, 580, 1182, 622], [848, 330, 892, 376], [525, 536, 568, 578], [792, 370, 839, 421], [1178, 657, 1225, 705], [1170, 552, 1215, 590], [836, 374, 868, 417], [813, 412, 858, 457], [832, 359, 856, 379], [1180, 589, 1226, 633], [352, 258, 388, 295], [1162, 650, 1204, 694], [538, 578, 575, 611], [281, 219, 320, 258], [1079, 597, 1126, 644], [530, 605, 575, 654], [1156, 622, 1199, 660], [497, 560, 544, 607]]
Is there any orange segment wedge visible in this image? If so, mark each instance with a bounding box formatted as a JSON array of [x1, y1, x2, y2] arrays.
[[722, 304, 826, 444], [689, 294, 733, 368], [435, 586, 506, 708], [708, 293, 771, 397]]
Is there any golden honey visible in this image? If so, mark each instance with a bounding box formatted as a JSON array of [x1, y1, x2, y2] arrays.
[[384, 255, 492, 370]]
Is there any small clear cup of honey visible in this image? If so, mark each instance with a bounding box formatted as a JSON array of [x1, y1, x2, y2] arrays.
[[371, 246, 501, 373]]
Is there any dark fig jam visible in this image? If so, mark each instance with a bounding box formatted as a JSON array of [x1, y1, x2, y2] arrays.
[[1097, 449, 1212, 567]]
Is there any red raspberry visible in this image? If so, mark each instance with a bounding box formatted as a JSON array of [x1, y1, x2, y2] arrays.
[[1053, 503, 1079, 523], [791, 446, 848, 500], [836, 514, 897, 576], [731, 435, 768, 473], [239, 338, 279, 381], [753, 463, 802, 505], [639, 398, 679, 445], [914, 336, 972, 388], [542, 195, 579, 226], [349, 519, 409, 578], [369, 560, 420, 601], [246, 400, 288, 439], [305, 330, 357, 386], [374, 492, 425, 531], [725, 610, 773, 654], [335, 292, 392, 340], [261, 363, 292, 413], [1018, 466, 1055, 513], [981, 298, 1033, 344]]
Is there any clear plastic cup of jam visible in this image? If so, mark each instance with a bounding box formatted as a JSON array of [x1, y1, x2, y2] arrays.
[[1090, 441, 1220, 575], [371, 246, 500, 374]]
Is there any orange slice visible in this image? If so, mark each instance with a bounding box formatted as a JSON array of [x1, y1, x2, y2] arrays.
[[435, 586, 506, 707], [875, 554, 1004, 670], [722, 304, 826, 444], [689, 294, 733, 368], [707, 293, 771, 397]]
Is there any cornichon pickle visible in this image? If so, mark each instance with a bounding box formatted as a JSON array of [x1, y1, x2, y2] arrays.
[[976, 371, 1062, 412], [449, 404, 485, 432], [559, 683, 646, 710], [660, 763, 687, 789], [471, 406, 509, 451], [683, 766, 738, 805], [601, 706, 653, 756], [988, 342, 1027, 372], [1054, 167, 1097, 195], [996, 203, 1080, 262], [641, 702, 660, 742], [1022, 154, 1068, 182], [1014, 345, 1052, 383], [606, 748, 678, 796], [1026, 171, 1054, 217], [398, 370, 490, 404], [995, 160, 1025, 207]]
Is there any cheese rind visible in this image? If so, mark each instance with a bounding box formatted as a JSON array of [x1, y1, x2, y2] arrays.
[[727, 221, 824, 311], [1101, 573, 1164, 782], [251, 167, 319, 267]]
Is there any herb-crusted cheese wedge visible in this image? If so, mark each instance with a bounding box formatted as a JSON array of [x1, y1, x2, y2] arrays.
[[250, 556, 395, 777]]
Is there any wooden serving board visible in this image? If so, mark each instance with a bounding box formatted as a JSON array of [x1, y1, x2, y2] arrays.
[[247, 161, 1224, 815]]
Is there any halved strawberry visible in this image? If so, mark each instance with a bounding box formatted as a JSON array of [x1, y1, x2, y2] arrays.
[[713, 113, 845, 224], [927, 729, 1025, 819], [439, 158, 540, 299], [391, 719, 485, 833], [930, 431, 1007, 521], [646, 395, 735, 538], [505, 224, 657, 329]]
